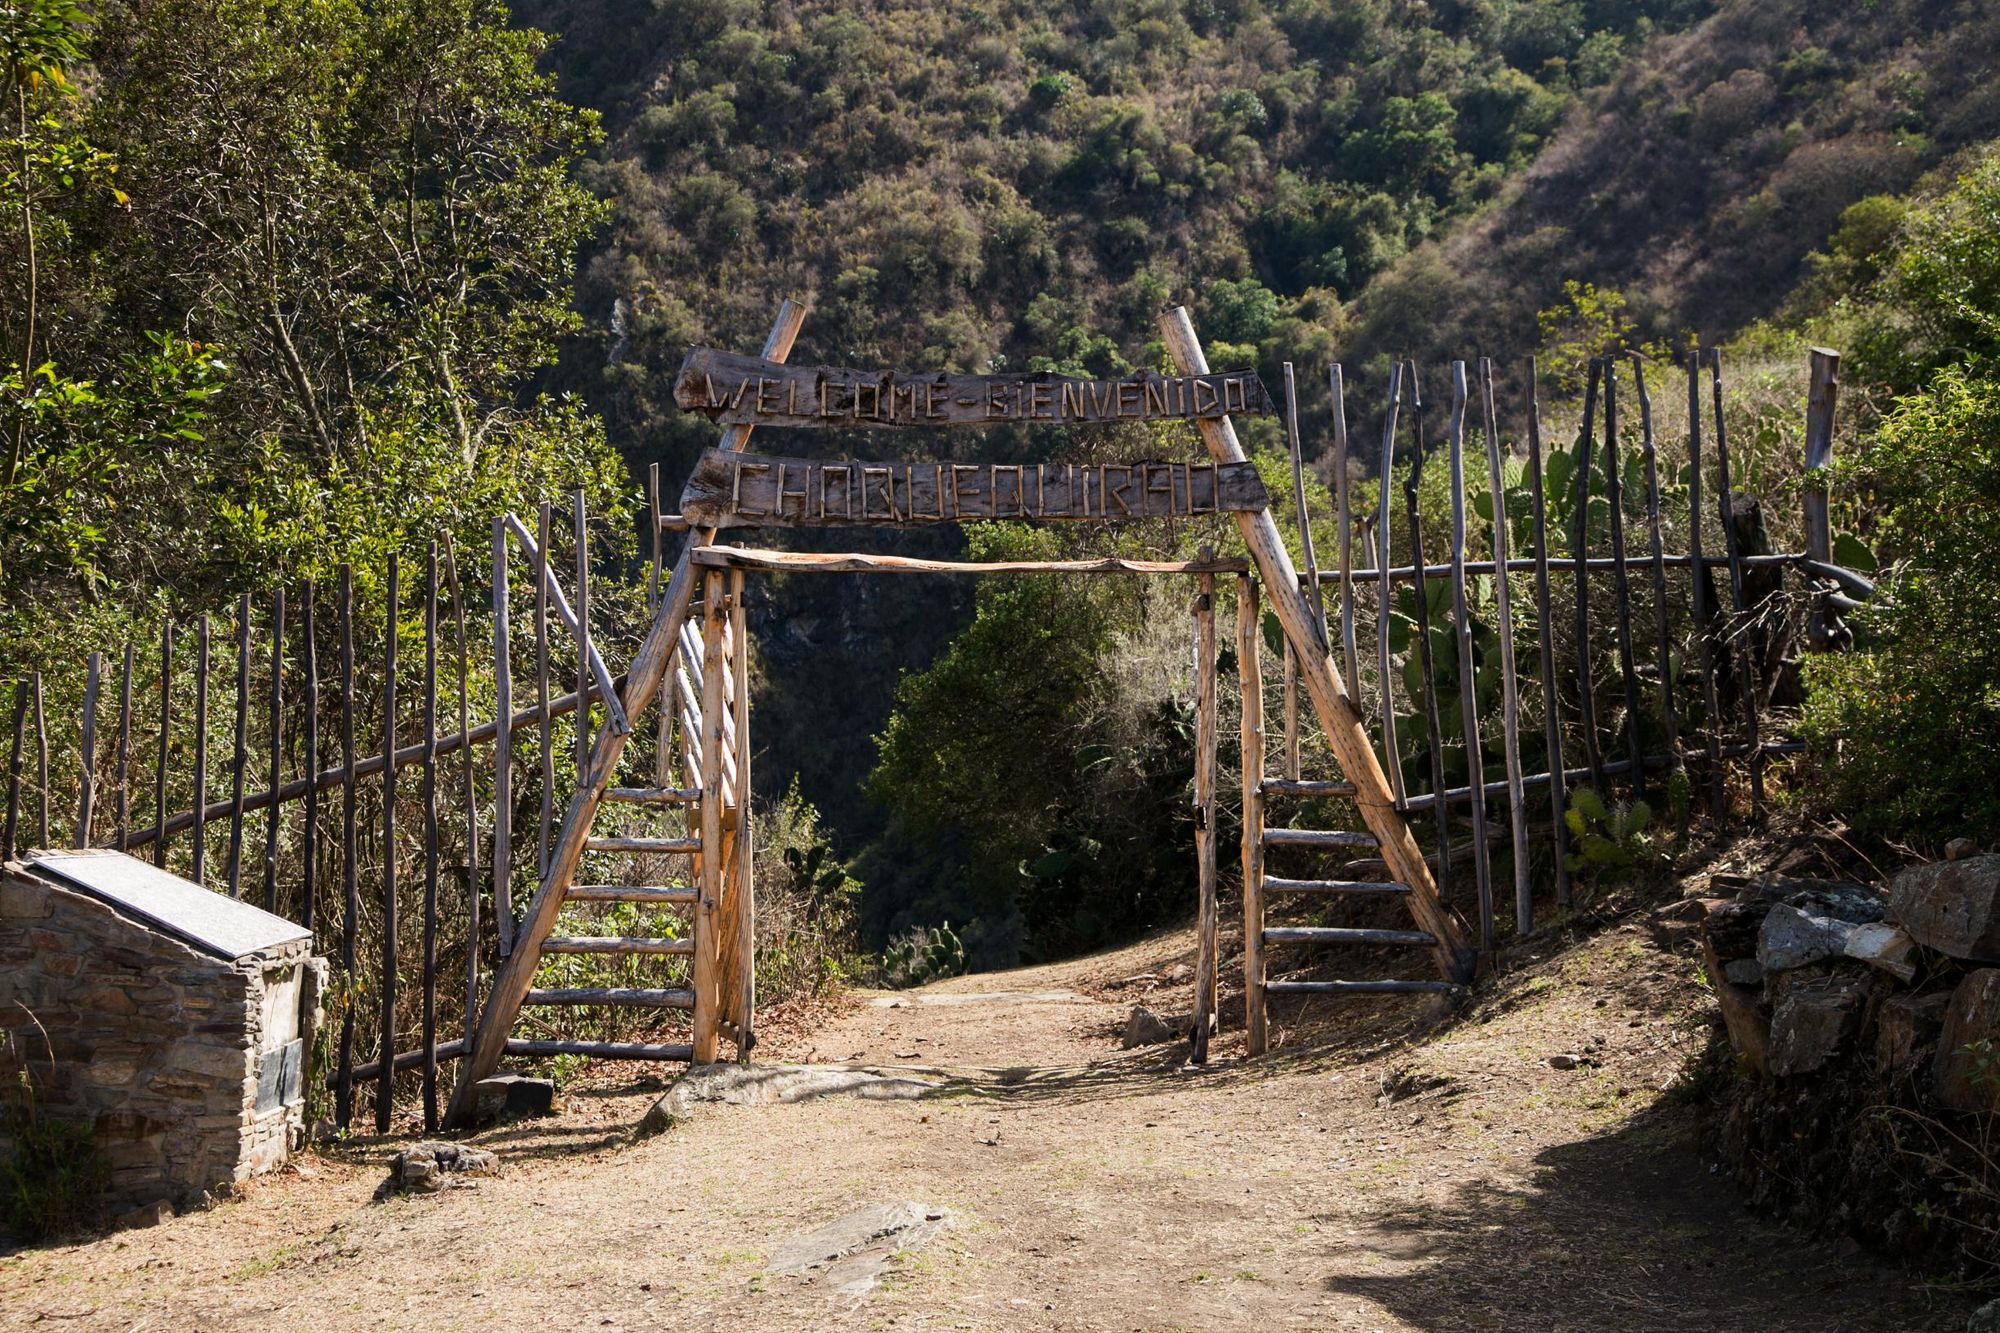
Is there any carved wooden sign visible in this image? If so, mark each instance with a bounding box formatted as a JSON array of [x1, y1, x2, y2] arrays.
[[678, 449, 1271, 529], [674, 347, 1273, 429]]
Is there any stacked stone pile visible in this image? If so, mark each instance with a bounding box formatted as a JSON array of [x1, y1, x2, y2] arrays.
[[1696, 844, 2000, 1277]]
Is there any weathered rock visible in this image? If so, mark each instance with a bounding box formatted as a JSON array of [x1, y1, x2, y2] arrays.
[[1697, 900, 1770, 1077], [1122, 1005, 1177, 1048], [113, 1200, 173, 1231], [1893, 855, 2000, 963], [1876, 991, 1952, 1074], [1768, 976, 1867, 1076], [1548, 1053, 1581, 1070], [1969, 1296, 2000, 1333], [638, 1063, 955, 1137], [1701, 898, 1771, 961], [391, 1140, 499, 1194], [1935, 969, 2000, 1114], [1844, 922, 1919, 983], [1946, 838, 1978, 863], [474, 1074, 556, 1123], [1758, 903, 1859, 972], [1723, 958, 1764, 987], [769, 1201, 949, 1298]]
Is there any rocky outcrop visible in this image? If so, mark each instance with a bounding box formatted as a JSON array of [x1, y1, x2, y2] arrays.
[[1695, 854, 2000, 1281]]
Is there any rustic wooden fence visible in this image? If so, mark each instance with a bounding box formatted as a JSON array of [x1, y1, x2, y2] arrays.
[[1267, 348, 1867, 953], [0, 477, 692, 1134], [1, 347, 1869, 1111]]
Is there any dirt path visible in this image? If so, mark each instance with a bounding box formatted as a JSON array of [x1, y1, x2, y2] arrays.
[[0, 908, 1965, 1331]]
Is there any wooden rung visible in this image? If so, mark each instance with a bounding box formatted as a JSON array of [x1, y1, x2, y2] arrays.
[[1264, 979, 1461, 996], [523, 987, 695, 1009], [1262, 828, 1378, 850], [602, 785, 701, 806], [565, 884, 696, 906], [541, 936, 694, 956], [503, 1039, 693, 1061], [584, 835, 702, 855], [1263, 876, 1410, 896], [1260, 779, 1358, 799], [1262, 926, 1436, 947]]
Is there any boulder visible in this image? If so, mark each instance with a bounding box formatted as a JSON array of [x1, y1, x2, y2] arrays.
[[474, 1074, 557, 1123], [1758, 903, 1859, 973], [1844, 922, 1920, 983], [1768, 976, 1867, 1077], [1934, 969, 2000, 1114], [1892, 855, 2000, 963], [1723, 958, 1764, 988], [1696, 900, 1770, 1077], [1876, 991, 1952, 1074], [1969, 1296, 2000, 1333], [1121, 1005, 1177, 1048], [1701, 898, 1772, 961], [390, 1140, 499, 1194]]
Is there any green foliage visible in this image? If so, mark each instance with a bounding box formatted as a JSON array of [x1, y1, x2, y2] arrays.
[[755, 780, 865, 1001], [1802, 365, 2000, 842], [879, 922, 966, 990], [2, 1065, 104, 1241], [1561, 787, 1654, 878]]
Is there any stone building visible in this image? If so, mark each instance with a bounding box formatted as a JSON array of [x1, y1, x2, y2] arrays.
[[0, 850, 326, 1222]]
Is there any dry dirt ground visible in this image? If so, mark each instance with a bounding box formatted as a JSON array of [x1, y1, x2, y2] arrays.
[[0, 901, 1969, 1331]]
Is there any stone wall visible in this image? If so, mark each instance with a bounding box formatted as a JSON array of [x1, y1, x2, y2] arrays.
[[0, 866, 326, 1222], [1697, 849, 2000, 1277]]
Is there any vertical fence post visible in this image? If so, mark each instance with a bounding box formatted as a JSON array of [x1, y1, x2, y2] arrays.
[[573, 491, 591, 784], [1375, 362, 1406, 805], [693, 570, 727, 1066], [378, 552, 400, 1134], [1600, 362, 1647, 798], [114, 643, 134, 852], [1804, 348, 1841, 652], [1192, 562, 1218, 1065], [4, 679, 24, 860], [263, 588, 285, 913], [1238, 574, 1267, 1055], [227, 597, 250, 898], [1404, 365, 1453, 894], [31, 672, 46, 850], [302, 581, 319, 932], [1282, 364, 1327, 646], [1446, 364, 1494, 950], [75, 652, 101, 848], [336, 566, 358, 1130], [421, 545, 441, 1134], [153, 627, 171, 868], [1571, 362, 1605, 792], [535, 502, 554, 876], [729, 568, 754, 1059], [492, 518, 514, 956], [1687, 352, 1726, 818], [1479, 361, 1531, 937], [1525, 359, 1572, 907], [1330, 364, 1360, 700], [445, 538, 480, 1047], [193, 619, 208, 883], [1630, 356, 1681, 787]]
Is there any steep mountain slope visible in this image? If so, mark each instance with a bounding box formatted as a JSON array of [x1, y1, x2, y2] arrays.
[[1349, 0, 2000, 371]]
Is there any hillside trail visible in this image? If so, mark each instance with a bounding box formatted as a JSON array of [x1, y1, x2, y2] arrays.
[[0, 907, 1963, 1332]]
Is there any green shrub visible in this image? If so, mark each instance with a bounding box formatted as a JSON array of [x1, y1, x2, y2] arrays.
[[1562, 787, 1654, 881], [879, 922, 967, 990], [1801, 366, 2000, 843]]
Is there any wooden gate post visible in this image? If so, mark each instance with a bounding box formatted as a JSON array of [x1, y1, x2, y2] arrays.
[[729, 569, 755, 1059], [1192, 566, 1218, 1064], [693, 570, 727, 1065], [1238, 575, 1268, 1054], [1159, 308, 1476, 982], [1803, 348, 1840, 651]]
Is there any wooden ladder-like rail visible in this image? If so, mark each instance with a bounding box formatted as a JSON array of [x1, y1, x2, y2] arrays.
[[443, 301, 802, 1129], [1155, 311, 1477, 1061]]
